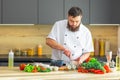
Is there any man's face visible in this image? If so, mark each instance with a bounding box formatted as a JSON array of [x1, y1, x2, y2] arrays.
[[67, 15, 82, 32]]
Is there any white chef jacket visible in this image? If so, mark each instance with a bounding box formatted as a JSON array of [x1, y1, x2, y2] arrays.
[[47, 20, 94, 63]]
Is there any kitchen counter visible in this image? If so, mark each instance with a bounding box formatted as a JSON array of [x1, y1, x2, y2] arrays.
[[0, 54, 116, 66], [0, 67, 120, 80], [0, 54, 51, 62], [0, 54, 51, 66]]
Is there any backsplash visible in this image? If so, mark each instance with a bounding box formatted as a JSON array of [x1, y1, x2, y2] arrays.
[[118, 25, 120, 48], [0, 25, 52, 55], [0, 24, 118, 55]]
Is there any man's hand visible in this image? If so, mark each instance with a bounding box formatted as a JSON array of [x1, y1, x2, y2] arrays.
[[63, 49, 71, 57], [74, 57, 83, 65]]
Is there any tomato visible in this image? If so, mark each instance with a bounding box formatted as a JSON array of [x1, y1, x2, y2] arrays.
[[85, 57, 91, 63], [104, 64, 111, 73], [19, 63, 26, 70]]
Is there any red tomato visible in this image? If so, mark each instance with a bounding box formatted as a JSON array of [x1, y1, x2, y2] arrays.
[[85, 57, 91, 63], [19, 63, 26, 70], [104, 64, 111, 73]]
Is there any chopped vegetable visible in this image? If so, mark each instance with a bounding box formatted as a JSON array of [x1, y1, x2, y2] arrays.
[[94, 70, 104, 74], [19, 63, 26, 70], [37, 66, 41, 72], [24, 64, 34, 72], [104, 64, 111, 73], [78, 57, 112, 74], [20, 63, 51, 73], [85, 57, 91, 63], [39, 66, 51, 72], [81, 58, 105, 72], [78, 67, 89, 73]]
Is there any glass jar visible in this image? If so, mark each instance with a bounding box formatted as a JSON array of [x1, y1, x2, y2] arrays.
[[21, 50, 27, 56], [27, 48, 34, 56], [14, 48, 21, 56]]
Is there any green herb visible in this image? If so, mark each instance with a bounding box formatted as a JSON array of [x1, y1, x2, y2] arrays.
[[81, 58, 105, 72], [24, 64, 34, 72]]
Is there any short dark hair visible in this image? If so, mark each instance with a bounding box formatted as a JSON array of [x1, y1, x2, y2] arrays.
[[68, 7, 82, 17]]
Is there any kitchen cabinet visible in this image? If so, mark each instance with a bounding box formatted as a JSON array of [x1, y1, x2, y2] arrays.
[[2, 0, 38, 24], [90, 0, 112, 24], [64, 0, 90, 24], [1, 0, 120, 24], [38, 0, 64, 24], [0, 54, 51, 66], [0, 0, 1, 23], [111, 0, 120, 24]]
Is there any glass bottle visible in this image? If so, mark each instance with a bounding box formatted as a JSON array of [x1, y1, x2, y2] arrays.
[[116, 48, 120, 71], [99, 39, 105, 57], [8, 50, 14, 68], [38, 45, 42, 56]]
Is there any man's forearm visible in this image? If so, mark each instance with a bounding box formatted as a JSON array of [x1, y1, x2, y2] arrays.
[[46, 38, 65, 51], [46, 38, 71, 57]]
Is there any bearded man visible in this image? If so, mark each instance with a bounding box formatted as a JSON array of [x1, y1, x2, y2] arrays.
[[46, 7, 94, 66]]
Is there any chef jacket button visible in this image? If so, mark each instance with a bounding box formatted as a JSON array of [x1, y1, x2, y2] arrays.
[[64, 43, 66, 45], [82, 49, 84, 51], [72, 54, 74, 56], [77, 37, 79, 39], [74, 46, 76, 48], [65, 34, 67, 36]]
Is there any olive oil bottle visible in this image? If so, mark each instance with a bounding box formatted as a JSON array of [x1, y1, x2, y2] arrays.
[[8, 50, 14, 68], [116, 48, 120, 71]]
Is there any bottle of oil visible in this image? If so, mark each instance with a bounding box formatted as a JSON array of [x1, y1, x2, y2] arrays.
[[99, 39, 105, 57], [116, 48, 120, 71], [38, 45, 42, 56], [8, 50, 14, 68]]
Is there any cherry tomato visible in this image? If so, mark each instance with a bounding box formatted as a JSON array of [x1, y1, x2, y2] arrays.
[[19, 63, 26, 70], [85, 57, 91, 63]]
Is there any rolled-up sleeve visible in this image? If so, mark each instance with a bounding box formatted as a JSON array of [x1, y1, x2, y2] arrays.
[[47, 22, 57, 41]]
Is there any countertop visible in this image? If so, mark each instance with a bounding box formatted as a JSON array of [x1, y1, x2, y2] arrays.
[[0, 67, 120, 80], [0, 54, 51, 62], [0, 54, 51, 66], [0, 54, 116, 62]]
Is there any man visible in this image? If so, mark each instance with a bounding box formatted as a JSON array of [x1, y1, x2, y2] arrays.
[[46, 7, 94, 66]]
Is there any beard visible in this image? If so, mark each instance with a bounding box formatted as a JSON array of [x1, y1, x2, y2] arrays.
[[67, 22, 80, 32]]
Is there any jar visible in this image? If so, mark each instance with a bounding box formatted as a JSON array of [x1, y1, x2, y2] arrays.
[[14, 48, 21, 56], [21, 50, 27, 56], [27, 48, 34, 56]]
